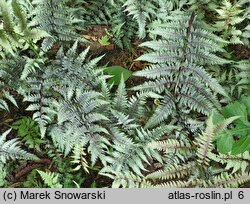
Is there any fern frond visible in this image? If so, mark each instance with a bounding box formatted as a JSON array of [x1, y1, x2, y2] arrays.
[[113, 76, 127, 112], [30, 0, 84, 51], [37, 170, 62, 188], [236, 62, 250, 94], [130, 78, 173, 93], [51, 124, 83, 157], [178, 88, 213, 115], [146, 162, 196, 180], [4, 90, 18, 107], [185, 64, 228, 97], [207, 172, 250, 188], [71, 144, 89, 173], [133, 63, 177, 79], [100, 167, 152, 188], [148, 138, 192, 152], [11, 0, 27, 32], [23, 75, 56, 137], [155, 180, 197, 188], [52, 87, 110, 165], [145, 92, 176, 129], [0, 129, 38, 163], [123, 0, 156, 38], [127, 91, 163, 120], [0, 0, 46, 55], [52, 43, 104, 90], [107, 125, 173, 176], [133, 13, 228, 125], [209, 152, 250, 173], [0, 0, 15, 36], [194, 116, 215, 167]]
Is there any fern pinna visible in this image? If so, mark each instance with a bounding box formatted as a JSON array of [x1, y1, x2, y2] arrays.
[[0, 130, 37, 187], [132, 12, 229, 129]]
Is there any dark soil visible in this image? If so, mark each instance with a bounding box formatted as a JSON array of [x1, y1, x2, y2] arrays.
[[234, 44, 250, 60]]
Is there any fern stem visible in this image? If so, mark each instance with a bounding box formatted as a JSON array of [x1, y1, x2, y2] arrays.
[[174, 12, 196, 95], [26, 40, 41, 58]]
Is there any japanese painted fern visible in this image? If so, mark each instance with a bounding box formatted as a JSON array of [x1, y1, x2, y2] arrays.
[[133, 12, 229, 129], [102, 115, 250, 188]]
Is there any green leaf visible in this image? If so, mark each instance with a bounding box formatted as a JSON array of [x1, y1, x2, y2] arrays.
[[98, 35, 111, 46], [104, 66, 132, 85], [231, 135, 250, 155], [91, 181, 97, 188], [212, 112, 225, 124], [221, 102, 248, 126], [217, 133, 234, 154], [242, 96, 250, 116]]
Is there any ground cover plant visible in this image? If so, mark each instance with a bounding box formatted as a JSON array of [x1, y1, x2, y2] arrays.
[[0, 0, 250, 188]]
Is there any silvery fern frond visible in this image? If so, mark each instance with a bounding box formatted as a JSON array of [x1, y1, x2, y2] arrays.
[[133, 12, 229, 128], [0, 129, 38, 163], [30, 0, 85, 51]]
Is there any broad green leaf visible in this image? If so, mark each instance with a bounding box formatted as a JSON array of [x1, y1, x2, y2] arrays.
[[231, 135, 250, 155], [212, 112, 225, 124], [221, 102, 248, 126], [231, 123, 250, 138], [104, 66, 132, 85], [242, 96, 250, 116], [217, 133, 234, 154]]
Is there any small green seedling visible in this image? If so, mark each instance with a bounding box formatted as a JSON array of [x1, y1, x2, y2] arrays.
[[98, 35, 111, 46]]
